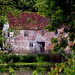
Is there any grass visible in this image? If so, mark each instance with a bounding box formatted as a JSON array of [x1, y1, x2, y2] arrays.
[[14, 62, 51, 66], [0, 62, 51, 66], [0, 63, 7, 66]]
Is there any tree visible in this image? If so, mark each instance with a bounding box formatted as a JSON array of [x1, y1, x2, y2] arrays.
[[0, 0, 37, 48], [35, 0, 75, 53], [35, 0, 75, 41], [0, 0, 37, 26]]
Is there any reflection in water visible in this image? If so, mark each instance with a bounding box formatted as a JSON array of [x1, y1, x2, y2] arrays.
[[15, 71, 33, 75], [1, 71, 41, 75], [0, 65, 52, 75]]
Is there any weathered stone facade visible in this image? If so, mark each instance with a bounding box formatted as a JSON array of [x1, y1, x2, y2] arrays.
[[3, 23, 71, 54], [3, 12, 72, 54]]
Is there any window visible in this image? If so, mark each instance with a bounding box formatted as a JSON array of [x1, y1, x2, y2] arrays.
[[30, 43, 33, 47], [55, 29, 58, 35], [41, 30, 45, 36], [56, 43, 58, 45], [24, 32, 28, 36], [66, 40, 68, 43], [8, 33, 9, 37]]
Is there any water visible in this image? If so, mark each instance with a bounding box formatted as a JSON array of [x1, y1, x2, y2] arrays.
[[0, 64, 52, 75]]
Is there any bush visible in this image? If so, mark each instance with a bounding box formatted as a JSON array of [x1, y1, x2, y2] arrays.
[[32, 54, 75, 75], [21, 54, 36, 63], [44, 53, 54, 62], [0, 53, 66, 63], [0, 52, 8, 64], [35, 54, 44, 62], [12, 55, 21, 63]]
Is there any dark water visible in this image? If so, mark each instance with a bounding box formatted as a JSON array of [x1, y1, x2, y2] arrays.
[[0, 64, 53, 75]]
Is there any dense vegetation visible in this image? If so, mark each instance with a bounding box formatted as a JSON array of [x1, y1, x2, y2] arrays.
[[34, 0, 75, 74], [35, 0, 75, 41], [0, 0, 37, 48], [0, 52, 66, 64], [0, 51, 74, 74], [0, 0, 75, 74]]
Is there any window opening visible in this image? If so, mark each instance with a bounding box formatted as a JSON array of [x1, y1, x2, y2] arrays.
[[24, 32, 28, 36], [8, 33, 9, 37], [66, 40, 68, 43], [30, 43, 33, 47], [55, 29, 58, 35]]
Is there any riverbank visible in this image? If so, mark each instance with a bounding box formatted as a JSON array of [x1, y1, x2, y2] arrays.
[[0, 62, 51, 66]]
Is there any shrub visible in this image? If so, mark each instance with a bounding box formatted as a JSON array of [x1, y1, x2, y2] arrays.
[[21, 54, 36, 63], [32, 70, 38, 75], [12, 55, 21, 63], [0, 52, 8, 64], [9, 66, 16, 75], [48, 54, 75, 75], [35, 54, 44, 62], [44, 53, 53, 62], [0, 66, 7, 72]]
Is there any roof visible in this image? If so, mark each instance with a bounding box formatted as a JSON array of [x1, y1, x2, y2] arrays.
[[8, 12, 49, 30]]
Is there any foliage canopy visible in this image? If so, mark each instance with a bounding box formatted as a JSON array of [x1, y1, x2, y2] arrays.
[[35, 0, 75, 41]]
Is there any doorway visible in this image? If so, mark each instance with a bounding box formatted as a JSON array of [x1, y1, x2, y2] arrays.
[[37, 42, 45, 54]]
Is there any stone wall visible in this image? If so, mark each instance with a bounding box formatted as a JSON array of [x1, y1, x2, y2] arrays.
[[3, 23, 71, 54]]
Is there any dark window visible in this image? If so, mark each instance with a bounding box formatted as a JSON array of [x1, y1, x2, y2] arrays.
[[56, 43, 58, 45], [41, 30, 45, 36], [30, 43, 33, 47], [8, 33, 9, 37], [66, 40, 68, 43], [24, 32, 28, 36], [55, 29, 58, 35]]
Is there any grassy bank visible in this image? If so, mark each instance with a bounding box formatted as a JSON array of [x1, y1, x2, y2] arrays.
[[14, 62, 51, 66], [0, 62, 51, 66]]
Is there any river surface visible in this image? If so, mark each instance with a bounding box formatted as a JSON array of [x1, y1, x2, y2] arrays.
[[0, 64, 53, 75]]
